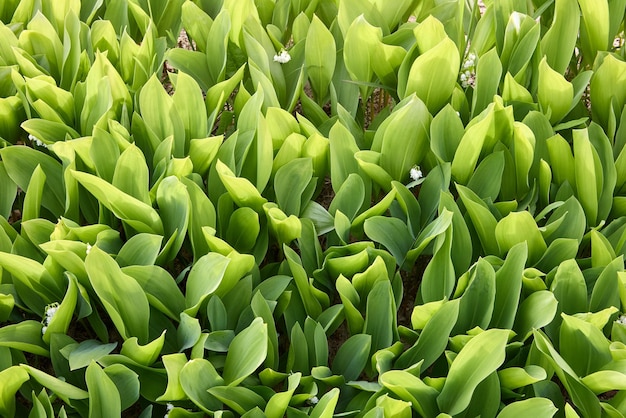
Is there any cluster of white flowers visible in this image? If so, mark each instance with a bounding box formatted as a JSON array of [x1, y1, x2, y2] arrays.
[[307, 396, 319, 405], [459, 52, 477, 89], [41, 302, 59, 334], [29, 134, 47, 148], [616, 315, 626, 325], [409, 165, 423, 181], [273, 49, 291, 64], [164, 403, 174, 418]]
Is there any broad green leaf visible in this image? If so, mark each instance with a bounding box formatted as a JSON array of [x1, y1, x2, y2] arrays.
[[310, 387, 339, 418], [116, 234, 163, 267], [156, 176, 191, 263], [578, 0, 609, 64], [208, 386, 266, 415], [71, 170, 163, 234], [67, 340, 118, 371], [112, 144, 150, 205], [380, 370, 440, 417], [305, 15, 335, 102], [538, 57, 574, 124], [1, 145, 64, 216], [513, 290, 558, 341], [275, 158, 313, 216], [22, 164, 46, 222], [185, 252, 230, 311], [332, 334, 371, 382], [223, 317, 268, 386], [560, 314, 612, 377], [498, 366, 548, 390], [403, 37, 460, 113], [490, 243, 527, 329], [364, 217, 413, 266], [437, 329, 510, 415], [363, 280, 397, 354], [420, 227, 455, 302], [22, 363, 89, 402], [123, 265, 186, 320], [0, 366, 29, 417], [497, 398, 558, 418], [157, 353, 188, 402], [397, 299, 459, 370], [540, 0, 580, 74], [215, 160, 267, 212], [456, 185, 500, 255], [120, 331, 166, 366], [495, 211, 547, 264], [86, 361, 122, 418], [85, 246, 150, 343], [180, 359, 223, 413]]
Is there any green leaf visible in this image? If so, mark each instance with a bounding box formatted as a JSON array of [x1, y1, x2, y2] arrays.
[[86, 361, 122, 418], [538, 57, 574, 124], [71, 170, 164, 234], [185, 252, 230, 312], [223, 317, 268, 386], [498, 366, 548, 390], [540, 0, 580, 74], [495, 211, 547, 264], [397, 299, 459, 370], [21, 364, 89, 403], [437, 329, 510, 415], [0, 366, 29, 418], [513, 290, 558, 341], [275, 158, 314, 216], [310, 387, 339, 418], [374, 95, 432, 182], [403, 37, 460, 113], [305, 15, 335, 102], [116, 234, 163, 267], [363, 280, 397, 354], [22, 164, 46, 222], [120, 331, 166, 366], [1, 145, 64, 216], [180, 359, 223, 413], [560, 314, 612, 377], [85, 246, 150, 343], [490, 243, 527, 329], [215, 159, 267, 212], [497, 398, 558, 418], [332, 334, 371, 382], [68, 340, 118, 371]]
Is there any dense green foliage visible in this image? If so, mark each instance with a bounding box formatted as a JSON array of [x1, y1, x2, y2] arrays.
[[1, 0, 626, 416]]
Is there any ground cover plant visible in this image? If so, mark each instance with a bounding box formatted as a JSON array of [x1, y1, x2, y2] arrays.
[[2, 0, 626, 416]]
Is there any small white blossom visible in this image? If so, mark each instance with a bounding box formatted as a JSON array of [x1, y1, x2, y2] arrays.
[[164, 403, 174, 418], [410, 165, 423, 181], [42, 302, 60, 334], [273, 49, 291, 64], [308, 396, 319, 405], [617, 315, 626, 325], [460, 52, 477, 89], [86, 243, 92, 255], [29, 134, 47, 148]]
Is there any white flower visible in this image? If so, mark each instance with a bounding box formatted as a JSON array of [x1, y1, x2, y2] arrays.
[[308, 396, 319, 405], [273, 49, 291, 64], [42, 302, 60, 334], [617, 315, 626, 325], [86, 243, 92, 255], [410, 166, 423, 181], [29, 134, 47, 148], [164, 403, 174, 418]]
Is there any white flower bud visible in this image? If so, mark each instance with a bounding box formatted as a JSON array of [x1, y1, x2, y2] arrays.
[[273, 49, 291, 64]]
